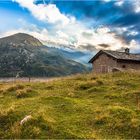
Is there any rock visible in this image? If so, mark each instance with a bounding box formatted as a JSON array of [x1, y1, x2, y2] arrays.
[[20, 115, 32, 125], [68, 92, 74, 97]]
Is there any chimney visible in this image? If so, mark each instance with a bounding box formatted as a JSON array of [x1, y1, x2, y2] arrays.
[[125, 48, 130, 54]]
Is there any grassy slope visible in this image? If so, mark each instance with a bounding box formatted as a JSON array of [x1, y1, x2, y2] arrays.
[[0, 72, 140, 139]]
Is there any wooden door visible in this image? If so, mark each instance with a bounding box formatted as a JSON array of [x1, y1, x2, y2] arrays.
[[101, 65, 108, 73]]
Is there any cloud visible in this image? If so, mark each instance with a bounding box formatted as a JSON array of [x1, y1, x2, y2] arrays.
[[129, 39, 140, 52], [115, 0, 124, 7], [102, 0, 111, 2], [1, 14, 139, 53], [133, 0, 140, 13], [127, 30, 139, 36], [114, 26, 139, 37], [6, 1, 139, 52], [12, 0, 71, 25], [98, 43, 110, 48], [75, 27, 130, 51]]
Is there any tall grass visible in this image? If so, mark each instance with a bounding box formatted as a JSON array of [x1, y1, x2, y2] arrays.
[[0, 72, 140, 139]]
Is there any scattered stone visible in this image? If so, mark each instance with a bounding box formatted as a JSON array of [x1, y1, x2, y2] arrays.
[[20, 115, 32, 125], [68, 92, 74, 97]]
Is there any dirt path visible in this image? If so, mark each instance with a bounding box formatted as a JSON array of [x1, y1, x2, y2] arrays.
[[0, 77, 59, 83]]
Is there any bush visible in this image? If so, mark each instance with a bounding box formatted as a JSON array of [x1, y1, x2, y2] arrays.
[[0, 107, 15, 125], [20, 115, 49, 138], [94, 114, 108, 125], [0, 89, 5, 94], [16, 90, 28, 98], [87, 87, 106, 93], [0, 106, 21, 138], [78, 84, 91, 90], [77, 82, 96, 90], [104, 93, 121, 99], [25, 88, 33, 93], [15, 87, 35, 98], [108, 106, 133, 120], [7, 85, 24, 92], [96, 80, 104, 85], [90, 76, 97, 80], [10, 122, 21, 139]]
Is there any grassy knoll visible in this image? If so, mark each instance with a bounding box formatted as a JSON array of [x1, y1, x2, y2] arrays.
[[0, 72, 140, 139]]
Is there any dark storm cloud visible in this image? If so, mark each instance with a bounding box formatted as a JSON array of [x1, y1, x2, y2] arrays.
[[79, 44, 97, 51], [98, 43, 110, 48]]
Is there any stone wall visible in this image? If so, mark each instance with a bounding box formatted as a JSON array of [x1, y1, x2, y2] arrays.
[[93, 53, 117, 73], [117, 61, 140, 71], [92, 53, 140, 73]]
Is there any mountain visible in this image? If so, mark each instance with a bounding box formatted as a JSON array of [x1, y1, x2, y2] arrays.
[[0, 33, 89, 77], [0, 33, 42, 47], [44, 46, 93, 67]]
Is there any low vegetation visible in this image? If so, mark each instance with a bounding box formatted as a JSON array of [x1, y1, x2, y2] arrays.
[[0, 72, 140, 139]]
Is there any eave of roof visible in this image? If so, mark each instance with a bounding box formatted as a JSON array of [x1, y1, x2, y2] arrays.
[[88, 50, 104, 63]]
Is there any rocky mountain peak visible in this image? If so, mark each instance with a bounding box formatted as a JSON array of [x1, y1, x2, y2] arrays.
[[0, 33, 43, 47]]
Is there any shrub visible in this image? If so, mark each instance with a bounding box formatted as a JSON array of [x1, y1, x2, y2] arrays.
[[25, 88, 33, 93], [0, 106, 21, 138], [104, 93, 121, 99], [16, 90, 28, 98], [90, 76, 97, 80], [20, 115, 48, 138], [78, 84, 91, 90], [78, 82, 96, 90], [94, 114, 108, 125], [90, 106, 140, 138], [105, 106, 140, 138], [0, 89, 5, 94], [45, 85, 54, 90], [0, 89, 4, 93], [87, 86, 106, 93], [96, 80, 104, 85], [15, 87, 36, 99], [74, 75, 87, 81], [10, 122, 21, 139], [7, 85, 24, 92]]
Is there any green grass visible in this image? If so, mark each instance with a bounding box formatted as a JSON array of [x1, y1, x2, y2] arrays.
[[1, 72, 140, 139]]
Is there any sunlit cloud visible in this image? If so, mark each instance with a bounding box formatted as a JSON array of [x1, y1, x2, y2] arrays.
[[114, 0, 124, 7], [0, 0, 137, 52], [133, 0, 140, 13], [2, 21, 139, 52], [12, 0, 72, 25]]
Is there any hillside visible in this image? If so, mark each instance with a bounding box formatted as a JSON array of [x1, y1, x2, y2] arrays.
[[0, 72, 140, 139], [0, 33, 89, 77], [45, 46, 93, 67]]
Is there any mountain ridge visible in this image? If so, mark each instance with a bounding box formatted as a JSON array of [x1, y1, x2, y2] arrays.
[[0, 33, 43, 48], [0, 33, 90, 77]]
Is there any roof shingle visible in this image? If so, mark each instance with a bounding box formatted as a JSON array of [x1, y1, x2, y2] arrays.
[[89, 50, 140, 63]]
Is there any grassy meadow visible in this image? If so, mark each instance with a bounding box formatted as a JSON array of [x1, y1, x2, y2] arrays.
[[0, 72, 140, 139]]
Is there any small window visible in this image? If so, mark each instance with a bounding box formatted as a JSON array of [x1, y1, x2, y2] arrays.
[[122, 65, 126, 68]]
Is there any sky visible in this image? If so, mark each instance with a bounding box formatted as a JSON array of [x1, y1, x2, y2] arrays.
[[0, 0, 140, 52]]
